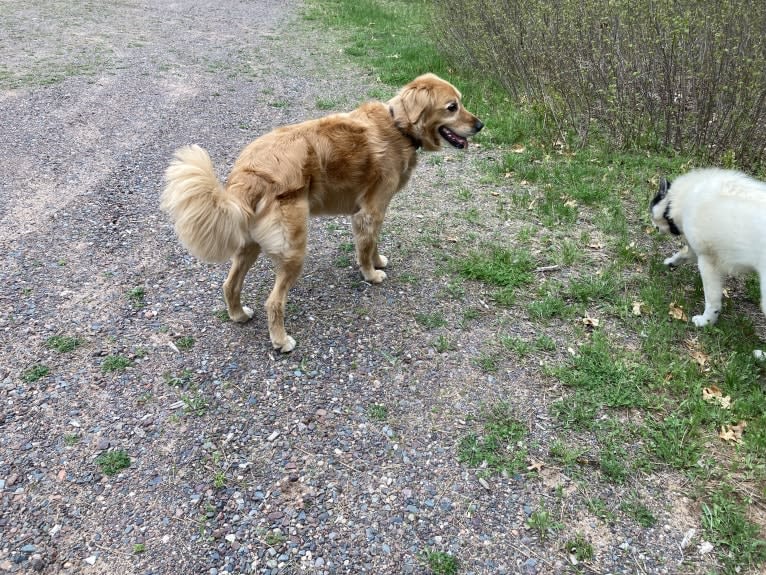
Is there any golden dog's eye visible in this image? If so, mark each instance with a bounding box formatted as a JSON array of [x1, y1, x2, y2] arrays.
[[447, 102, 458, 113]]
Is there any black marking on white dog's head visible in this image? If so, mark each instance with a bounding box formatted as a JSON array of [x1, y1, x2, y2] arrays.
[[650, 176, 681, 236], [650, 177, 671, 211]]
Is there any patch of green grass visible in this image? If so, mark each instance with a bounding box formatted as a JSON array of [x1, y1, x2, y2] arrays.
[[127, 286, 146, 308], [420, 549, 459, 575], [264, 530, 287, 547], [415, 311, 447, 329], [599, 445, 630, 484], [22, 364, 50, 383], [181, 393, 208, 416], [454, 245, 536, 306], [96, 450, 131, 476], [549, 440, 587, 469], [702, 486, 766, 574], [585, 496, 618, 524], [433, 334, 455, 353], [316, 98, 339, 110], [564, 533, 594, 563], [101, 355, 131, 372], [552, 332, 654, 413], [527, 502, 563, 540], [335, 254, 352, 268], [213, 471, 226, 489], [646, 414, 703, 470], [473, 352, 499, 373], [175, 336, 195, 350], [64, 433, 80, 446], [46, 335, 82, 353], [458, 403, 528, 475], [213, 309, 230, 322], [164, 369, 193, 388], [133, 543, 146, 554], [367, 403, 388, 421], [620, 495, 657, 527]]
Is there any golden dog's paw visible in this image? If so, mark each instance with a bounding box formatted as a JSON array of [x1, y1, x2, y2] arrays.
[[364, 269, 387, 284], [273, 336, 296, 353], [229, 306, 254, 323], [374, 254, 389, 268]]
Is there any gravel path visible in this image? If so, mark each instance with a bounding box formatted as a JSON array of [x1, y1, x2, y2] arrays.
[[0, 2, 723, 574]]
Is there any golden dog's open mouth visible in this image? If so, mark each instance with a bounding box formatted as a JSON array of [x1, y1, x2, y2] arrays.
[[438, 126, 468, 149]]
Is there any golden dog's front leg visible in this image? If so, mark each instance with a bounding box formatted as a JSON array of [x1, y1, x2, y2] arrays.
[[352, 210, 387, 283]]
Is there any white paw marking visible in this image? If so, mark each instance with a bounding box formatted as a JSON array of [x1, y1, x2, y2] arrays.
[[368, 269, 387, 284], [242, 306, 254, 319], [692, 314, 712, 327], [274, 336, 296, 353], [663, 257, 675, 266], [375, 254, 389, 268], [754, 349, 765, 361]]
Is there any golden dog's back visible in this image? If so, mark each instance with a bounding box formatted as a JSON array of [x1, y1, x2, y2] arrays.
[[227, 102, 417, 217]]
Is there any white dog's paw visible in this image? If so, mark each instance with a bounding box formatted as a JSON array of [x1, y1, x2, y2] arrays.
[[374, 254, 389, 269], [692, 314, 713, 327], [273, 335, 296, 353], [754, 349, 766, 361], [663, 256, 676, 267], [364, 269, 387, 284]]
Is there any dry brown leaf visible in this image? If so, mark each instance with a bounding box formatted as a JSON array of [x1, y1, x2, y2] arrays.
[[582, 315, 600, 329], [527, 460, 544, 472], [690, 350, 710, 369], [719, 421, 747, 443], [632, 301, 645, 316], [702, 386, 731, 409], [588, 242, 604, 250], [511, 144, 526, 154], [669, 303, 688, 322], [564, 199, 578, 208]]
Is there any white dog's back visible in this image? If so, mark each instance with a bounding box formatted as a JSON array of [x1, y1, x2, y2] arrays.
[[673, 168, 766, 274]]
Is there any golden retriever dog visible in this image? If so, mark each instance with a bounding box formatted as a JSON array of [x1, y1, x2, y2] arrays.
[[161, 73, 483, 352]]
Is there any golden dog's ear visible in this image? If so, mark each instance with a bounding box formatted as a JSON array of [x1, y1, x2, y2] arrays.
[[391, 85, 431, 126]]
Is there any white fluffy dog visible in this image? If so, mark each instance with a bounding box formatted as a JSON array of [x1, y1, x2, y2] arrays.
[[650, 168, 766, 359]]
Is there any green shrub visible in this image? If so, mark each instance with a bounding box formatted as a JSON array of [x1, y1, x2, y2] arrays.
[[433, 0, 766, 167]]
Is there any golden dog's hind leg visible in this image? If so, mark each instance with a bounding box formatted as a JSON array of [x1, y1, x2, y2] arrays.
[[352, 210, 387, 283], [265, 253, 304, 353], [223, 243, 262, 323]]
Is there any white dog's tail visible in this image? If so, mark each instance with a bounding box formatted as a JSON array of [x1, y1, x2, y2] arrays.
[[161, 145, 250, 263]]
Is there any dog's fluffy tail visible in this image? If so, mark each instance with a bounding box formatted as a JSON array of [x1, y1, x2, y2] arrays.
[[161, 145, 250, 263]]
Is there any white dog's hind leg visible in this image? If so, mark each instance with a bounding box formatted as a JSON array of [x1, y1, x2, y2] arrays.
[[693, 256, 724, 327], [664, 244, 695, 267]]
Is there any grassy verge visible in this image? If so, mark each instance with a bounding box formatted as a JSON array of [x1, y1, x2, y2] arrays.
[[307, 0, 766, 572]]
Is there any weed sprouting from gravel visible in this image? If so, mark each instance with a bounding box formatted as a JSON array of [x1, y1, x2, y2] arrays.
[[458, 404, 528, 475], [22, 364, 50, 383], [127, 286, 146, 308], [96, 450, 131, 476], [366, 403, 388, 421], [527, 502, 563, 540], [101, 355, 131, 372], [702, 486, 766, 574], [175, 336, 195, 350], [420, 549, 459, 575], [414, 311, 447, 329], [46, 335, 82, 352], [564, 533, 594, 563]]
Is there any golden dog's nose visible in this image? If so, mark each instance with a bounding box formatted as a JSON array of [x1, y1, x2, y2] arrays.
[[474, 119, 484, 132]]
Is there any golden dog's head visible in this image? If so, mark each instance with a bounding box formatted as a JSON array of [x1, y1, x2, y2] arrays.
[[388, 73, 483, 151]]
